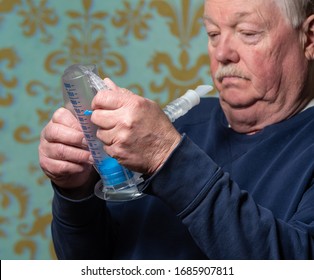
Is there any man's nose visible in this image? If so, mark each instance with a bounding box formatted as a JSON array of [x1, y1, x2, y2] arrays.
[[214, 35, 240, 64]]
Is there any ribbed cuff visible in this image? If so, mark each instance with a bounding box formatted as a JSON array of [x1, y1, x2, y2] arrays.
[[143, 134, 222, 217], [52, 182, 105, 226]]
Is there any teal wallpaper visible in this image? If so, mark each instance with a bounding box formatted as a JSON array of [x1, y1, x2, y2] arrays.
[[0, 0, 215, 259]]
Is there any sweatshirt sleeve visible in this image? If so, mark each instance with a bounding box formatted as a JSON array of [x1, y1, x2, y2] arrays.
[[51, 184, 115, 259], [143, 134, 314, 259]]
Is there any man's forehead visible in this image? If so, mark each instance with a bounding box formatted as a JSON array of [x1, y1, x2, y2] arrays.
[[203, 0, 281, 24], [203, 0, 274, 12]]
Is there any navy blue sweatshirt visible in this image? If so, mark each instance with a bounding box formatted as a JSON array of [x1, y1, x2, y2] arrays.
[[52, 97, 314, 259]]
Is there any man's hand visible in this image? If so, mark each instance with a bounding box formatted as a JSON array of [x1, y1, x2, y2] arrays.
[[38, 107, 98, 197], [91, 78, 181, 175]]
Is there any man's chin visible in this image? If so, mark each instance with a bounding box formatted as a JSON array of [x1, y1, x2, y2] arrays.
[[219, 95, 258, 110]]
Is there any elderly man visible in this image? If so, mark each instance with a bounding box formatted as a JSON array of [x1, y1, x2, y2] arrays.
[[39, 0, 314, 259]]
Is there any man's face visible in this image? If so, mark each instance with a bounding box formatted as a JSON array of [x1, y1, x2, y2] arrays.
[[203, 0, 308, 132]]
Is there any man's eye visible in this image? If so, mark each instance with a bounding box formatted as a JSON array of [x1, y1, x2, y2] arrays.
[[207, 32, 220, 42], [242, 31, 258, 37], [239, 30, 263, 43]]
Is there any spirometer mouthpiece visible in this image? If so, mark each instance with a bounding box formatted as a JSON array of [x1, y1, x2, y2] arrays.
[[195, 85, 213, 96], [163, 85, 213, 122]]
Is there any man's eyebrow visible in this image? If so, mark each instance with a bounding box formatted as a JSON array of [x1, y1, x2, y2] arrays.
[[203, 15, 214, 24], [203, 15, 217, 27]]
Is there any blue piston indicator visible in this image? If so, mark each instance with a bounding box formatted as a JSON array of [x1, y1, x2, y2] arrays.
[[100, 157, 134, 186], [62, 64, 143, 201]]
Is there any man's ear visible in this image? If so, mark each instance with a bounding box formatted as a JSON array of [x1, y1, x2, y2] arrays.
[[303, 14, 314, 60]]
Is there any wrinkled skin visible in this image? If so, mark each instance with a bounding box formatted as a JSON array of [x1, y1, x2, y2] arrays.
[[204, 0, 314, 133]]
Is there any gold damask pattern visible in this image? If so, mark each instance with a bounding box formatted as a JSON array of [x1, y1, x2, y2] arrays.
[[0, 0, 215, 259], [18, 0, 59, 43]]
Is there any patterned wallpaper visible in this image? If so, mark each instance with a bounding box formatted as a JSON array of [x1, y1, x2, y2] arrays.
[[0, 0, 215, 259]]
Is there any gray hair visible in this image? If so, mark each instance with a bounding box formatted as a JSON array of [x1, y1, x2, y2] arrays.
[[275, 0, 314, 28]]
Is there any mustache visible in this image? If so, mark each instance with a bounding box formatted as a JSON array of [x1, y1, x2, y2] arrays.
[[215, 65, 249, 82]]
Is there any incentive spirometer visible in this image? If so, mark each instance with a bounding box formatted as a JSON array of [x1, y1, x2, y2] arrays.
[[62, 64, 213, 202]]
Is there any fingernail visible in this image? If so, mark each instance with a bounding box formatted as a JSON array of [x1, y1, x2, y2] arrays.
[[82, 138, 88, 147], [88, 155, 94, 164]]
